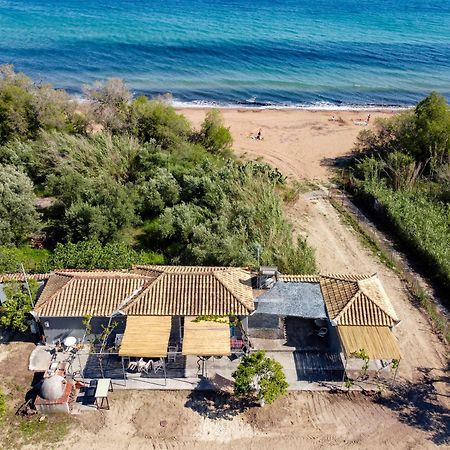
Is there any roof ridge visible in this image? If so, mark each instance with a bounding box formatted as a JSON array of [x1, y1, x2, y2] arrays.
[[321, 273, 375, 281], [55, 270, 146, 279], [332, 289, 361, 324], [132, 265, 234, 274], [34, 274, 75, 313], [121, 272, 166, 313], [213, 269, 254, 313], [0, 273, 50, 282], [357, 276, 399, 323], [279, 274, 321, 282]]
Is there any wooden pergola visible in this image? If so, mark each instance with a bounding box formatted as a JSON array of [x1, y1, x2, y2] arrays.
[[337, 325, 401, 381], [182, 317, 231, 357], [119, 316, 172, 358]]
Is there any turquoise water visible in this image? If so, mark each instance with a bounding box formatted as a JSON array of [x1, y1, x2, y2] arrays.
[[0, 0, 449, 107]]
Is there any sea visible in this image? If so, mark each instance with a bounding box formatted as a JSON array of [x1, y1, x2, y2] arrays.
[[0, 0, 449, 109]]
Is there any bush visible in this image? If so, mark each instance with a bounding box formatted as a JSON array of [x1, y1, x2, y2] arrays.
[[233, 351, 288, 405], [0, 164, 40, 245], [129, 96, 191, 148], [0, 246, 50, 273], [83, 78, 132, 132], [48, 239, 163, 270], [0, 65, 85, 143], [363, 183, 450, 289], [154, 163, 317, 273], [195, 109, 232, 155], [349, 92, 450, 292], [0, 281, 38, 332]]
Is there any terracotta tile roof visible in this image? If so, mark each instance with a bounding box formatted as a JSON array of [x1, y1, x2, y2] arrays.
[[279, 274, 371, 283], [320, 274, 399, 327], [35, 272, 151, 317], [0, 273, 50, 282], [34, 266, 254, 317], [124, 267, 254, 316], [278, 273, 399, 327], [279, 274, 321, 283], [319, 278, 360, 319]]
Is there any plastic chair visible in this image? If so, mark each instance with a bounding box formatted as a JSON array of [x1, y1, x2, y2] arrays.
[[153, 359, 164, 374], [142, 360, 153, 374]]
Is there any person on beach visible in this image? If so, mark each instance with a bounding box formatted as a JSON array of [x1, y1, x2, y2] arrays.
[[366, 114, 371, 124], [256, 128, 263, 140]]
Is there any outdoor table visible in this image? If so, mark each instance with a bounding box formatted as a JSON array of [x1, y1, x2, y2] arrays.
[[94, 378, 113, 410], [63, 336, 77, 351]]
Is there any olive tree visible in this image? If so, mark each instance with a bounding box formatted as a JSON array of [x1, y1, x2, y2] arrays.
[[232, 351, 288, 406]]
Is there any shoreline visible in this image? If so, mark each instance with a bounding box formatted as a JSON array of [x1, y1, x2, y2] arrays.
[[171, 101, 410, 112], [71, 93, 411, 113]]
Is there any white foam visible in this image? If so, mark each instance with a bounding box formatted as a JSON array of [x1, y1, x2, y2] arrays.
[[171, 98, 410, 111]]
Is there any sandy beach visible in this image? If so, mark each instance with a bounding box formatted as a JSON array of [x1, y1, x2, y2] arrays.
[[179, 108, 400, 180]]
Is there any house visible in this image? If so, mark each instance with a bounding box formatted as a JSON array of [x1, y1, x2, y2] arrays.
[[32, 265, 254, 358], [1, 266, 401, 385]]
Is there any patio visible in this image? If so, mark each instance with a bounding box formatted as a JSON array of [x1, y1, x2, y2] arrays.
[[248, 317, 345, 382]]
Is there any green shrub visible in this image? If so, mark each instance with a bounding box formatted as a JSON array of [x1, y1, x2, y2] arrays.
[[0, 245, 50, 273], [0, 281, 38, 332], [48, 239, 163, 270], [364, 183, 450, 288], [195, 109, 232, 156], [0, 164, 40, 245], [233, 351, 288, 405], [129, 96, 191, 148], [350, 92, 450, 292]]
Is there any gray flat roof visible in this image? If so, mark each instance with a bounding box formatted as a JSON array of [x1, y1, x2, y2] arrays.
[[255, 281, 327, 319]]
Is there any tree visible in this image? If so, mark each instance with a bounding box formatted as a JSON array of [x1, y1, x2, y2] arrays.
[[196, 109, 232, 155], [0, 281, 38, 332], [0, 164, 40, 244], [0, 65, 85, 143], [0, 83, 36, 144], [414, 91, 450, 171], [232, 351, 288, 405], [48, 239, 163, 270]]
